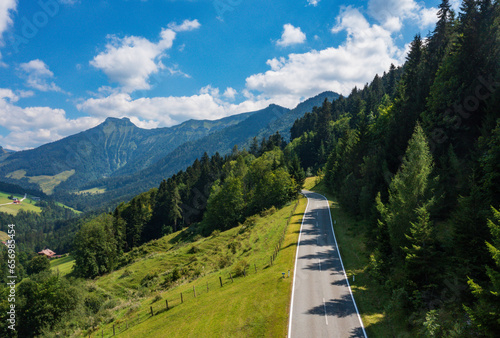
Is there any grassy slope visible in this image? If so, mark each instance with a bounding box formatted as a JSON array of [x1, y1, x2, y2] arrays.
[[50, 255, 75, 277], [304, 177, 408, 337], [89, 197, 307, 337], [0, 231, 9, 241], [28, 169, 75, 195], [0, 191, 42, 215]]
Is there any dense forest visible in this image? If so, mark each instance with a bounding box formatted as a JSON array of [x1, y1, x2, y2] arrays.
[[0, 0, 498, 336], [289, 0, 500, 335]]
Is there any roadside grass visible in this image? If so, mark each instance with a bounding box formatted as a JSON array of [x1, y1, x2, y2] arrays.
[[307, 177, 409, 337], [0, 191, 42, 215], [50, 255, 75, 277], [89, 196, 307, 337]]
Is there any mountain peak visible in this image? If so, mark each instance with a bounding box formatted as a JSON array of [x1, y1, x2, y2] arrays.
[[103, 117, 135, 127]]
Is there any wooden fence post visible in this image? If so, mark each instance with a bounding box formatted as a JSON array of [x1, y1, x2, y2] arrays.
[[113, 324, 115, 336], [181, 292, 183, 303], [229, 272, 233, 282], [254, 263, 257, 273], [166, 299, 169, 310], [150, 306, 153, 316], [219, 276, 223, 287], [193, 285, 196, 298]]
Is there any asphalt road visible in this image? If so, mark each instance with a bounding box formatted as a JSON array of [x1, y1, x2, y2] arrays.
[[288, 191, 367, 338]]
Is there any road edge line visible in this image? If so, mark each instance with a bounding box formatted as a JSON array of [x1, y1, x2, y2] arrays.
[[287, 193, 310, 338], [321, 193, 368, 338]]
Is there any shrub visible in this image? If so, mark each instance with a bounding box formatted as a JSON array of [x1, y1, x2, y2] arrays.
[[232, 259, 249, 277]]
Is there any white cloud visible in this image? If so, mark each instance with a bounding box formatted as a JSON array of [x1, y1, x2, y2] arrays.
[[307, 0, 320, 6], [90, 21, 200, 93], [0, 89, 100, 150], [90, 29, 176, 93], [90, 20, 201, 93], [419, 7, 439, 30], [19, 59, 64, 92], [168, 19, 201, 32], [223, 87, 237, 100], [450, 0, 461, 13], [0, 0, 16, 53], [368, 0, 437, 32], [276, 24, 306, 47], [246, 7, 403, 104], [76, 86, 279, 131]]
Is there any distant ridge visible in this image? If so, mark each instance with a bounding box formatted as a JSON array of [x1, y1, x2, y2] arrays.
[[0, 91, 340, 210]]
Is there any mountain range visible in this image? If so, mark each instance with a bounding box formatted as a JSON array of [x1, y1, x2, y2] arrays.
[[0, 91, 338, 210]]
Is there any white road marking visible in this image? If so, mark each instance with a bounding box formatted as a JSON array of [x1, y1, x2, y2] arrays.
[[323, 298, 328, 325]]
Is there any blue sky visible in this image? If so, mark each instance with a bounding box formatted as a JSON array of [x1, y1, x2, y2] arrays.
[[0, 0, 460, 150]]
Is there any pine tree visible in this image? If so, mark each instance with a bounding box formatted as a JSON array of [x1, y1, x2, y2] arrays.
[[377, 124, 435, 258], [168, 184, 182, 232], [288, 154, 305, 193], [465, 206, 500, 337], [402, 203, 439, 290]]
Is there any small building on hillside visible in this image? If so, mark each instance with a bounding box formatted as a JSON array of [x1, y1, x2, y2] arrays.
[[38, 249, 56, 258]]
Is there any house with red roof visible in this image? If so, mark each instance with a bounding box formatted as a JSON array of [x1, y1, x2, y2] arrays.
[[38, 249, 56, 258]]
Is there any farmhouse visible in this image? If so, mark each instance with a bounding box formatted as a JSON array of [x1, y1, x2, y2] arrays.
[[38, 249, 56, 258]]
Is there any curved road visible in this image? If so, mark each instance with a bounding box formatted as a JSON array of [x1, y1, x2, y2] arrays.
[[288, 191, 367, 338]]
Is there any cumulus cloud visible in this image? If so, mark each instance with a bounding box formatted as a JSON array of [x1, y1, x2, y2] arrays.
[[90, 29, 176, 93], [276, 24, 306, 47], [368, 0, 437, 32], [0, 0, 16, 42], [223, 87, 237, 100], [0, 89, 100, 150], [0, 0, 16, 63], [307, 0, 320, 7], [76, 87, 278, 130], [19, 59, 64, 92], [246, 7, 403, 104], [90, 21, 200, 93], [168, 19, 201, 32]]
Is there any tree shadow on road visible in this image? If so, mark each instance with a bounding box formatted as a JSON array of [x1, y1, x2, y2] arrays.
[[306, 293, 357, 318]]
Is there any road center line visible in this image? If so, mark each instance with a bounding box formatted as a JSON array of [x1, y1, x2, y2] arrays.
[[323, 298, 328, 325]]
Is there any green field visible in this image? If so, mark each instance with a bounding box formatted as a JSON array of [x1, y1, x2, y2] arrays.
[[27, 169, 76, 195], [88, 197, 307, 337], [0, 191, 42, 215], [50, 255, 75, 277], [74, 187, 107, 195], [0, 231, 9, 242]]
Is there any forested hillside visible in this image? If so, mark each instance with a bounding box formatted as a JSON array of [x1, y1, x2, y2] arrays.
[[288, 0, 500, 335]]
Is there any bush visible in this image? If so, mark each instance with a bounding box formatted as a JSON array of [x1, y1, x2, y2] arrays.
[[140, 271, 159, 287], [232, 259, 249, 277], [218, 255, 232, 269]]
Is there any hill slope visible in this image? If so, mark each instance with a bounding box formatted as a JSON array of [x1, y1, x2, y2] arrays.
[[85, 197, 305, 337]]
